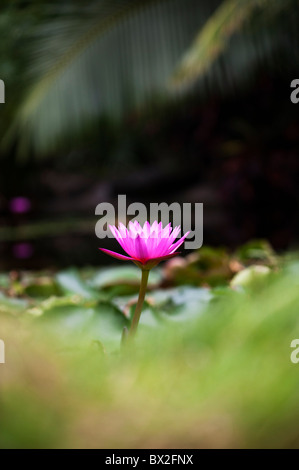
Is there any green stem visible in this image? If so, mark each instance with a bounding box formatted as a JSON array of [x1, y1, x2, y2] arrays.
[[128, 269, 150, 339]]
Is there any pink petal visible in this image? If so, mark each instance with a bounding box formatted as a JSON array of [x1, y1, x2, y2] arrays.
[[158, 226, 180, 251], [153, 226, 180, 256], [169, 231, 190, 253], [150, 221, 158, 234], [128, 220, 142, 238], [98, 248, 134, 261], [150, 252, 181, 262], [168, 226, 180, 242], [114, 223, 138, 256], [157, 222, 162, 235], [109, 225, 124, 243], [147, 234, 158, 253], [152, 236, 172, 257], [134, 252, 181, 269], [128, 220, 136, 234], [134, 235, 148, 260], [118, 222, 128, 237], [109, 225, 131, 255], [161, 223, 172, 238], [143, 221, 151, 237], [134, 220, 142, 233]]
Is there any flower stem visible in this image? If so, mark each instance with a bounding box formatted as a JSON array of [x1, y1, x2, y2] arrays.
[[128, 269, 150, 339]]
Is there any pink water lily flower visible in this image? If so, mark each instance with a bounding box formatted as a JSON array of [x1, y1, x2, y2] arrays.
[[99, 220, 190, 342], [99, 220, 189, 270]]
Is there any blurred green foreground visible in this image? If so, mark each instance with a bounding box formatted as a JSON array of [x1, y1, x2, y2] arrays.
[[0, 242, 299, 449]]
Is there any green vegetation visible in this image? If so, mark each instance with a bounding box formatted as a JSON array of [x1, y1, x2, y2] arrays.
[[1, 241, 299, 448]]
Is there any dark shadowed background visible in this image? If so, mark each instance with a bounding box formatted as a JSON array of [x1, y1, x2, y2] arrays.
[[0, 0, 299, 269]]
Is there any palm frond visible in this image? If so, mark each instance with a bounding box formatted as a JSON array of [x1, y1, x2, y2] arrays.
[[4, 0, 299, 158], [170, 0, 296, 89], [5, 0, 220, 157]]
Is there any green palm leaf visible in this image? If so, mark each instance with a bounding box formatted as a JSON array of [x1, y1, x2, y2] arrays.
[[6, 0, 220, 157], [4, 0, 299, 157], [171, 0, 297, 89]]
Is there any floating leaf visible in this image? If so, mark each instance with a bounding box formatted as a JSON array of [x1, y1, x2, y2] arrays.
[[235, 239, 278, 266], [230, 265, 272, 290], [55, 269, 99, 300], [34, 301, 129, 350], [0, 293, 28, 315], [24, 277, 61, 299]]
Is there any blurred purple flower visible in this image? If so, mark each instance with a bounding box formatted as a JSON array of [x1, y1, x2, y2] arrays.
[[13, 242, 33, 259], [9, 197, 31, 214]]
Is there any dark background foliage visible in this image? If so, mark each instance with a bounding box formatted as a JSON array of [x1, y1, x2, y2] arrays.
[[0, 0, 299, 269]]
